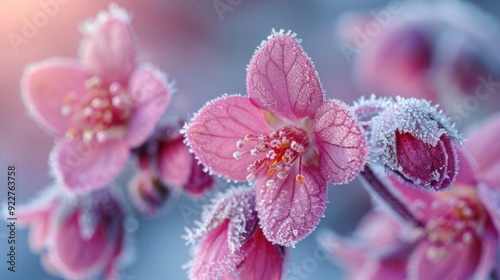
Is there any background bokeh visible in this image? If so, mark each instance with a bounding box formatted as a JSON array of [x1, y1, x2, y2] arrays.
[[0, 0, 499, 279]]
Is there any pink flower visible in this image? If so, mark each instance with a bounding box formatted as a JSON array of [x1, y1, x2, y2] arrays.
[[320, 114, 500, 279], [128, 167, 170, 216], [185, 187, 286, 280], [356, 96, 462, 191], [157, 126, 215, 198], [186, 29, 368, 246], [17, 186, 127, 280], [22, 4, 171, 191], [342, 1, 500, 105]]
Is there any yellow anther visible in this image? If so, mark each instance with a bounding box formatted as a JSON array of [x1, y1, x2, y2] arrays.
[[63, 95, 74, 103], [267, 168, 276, 175], [66, 128, 78, 138], [296, 174, 304, 184]]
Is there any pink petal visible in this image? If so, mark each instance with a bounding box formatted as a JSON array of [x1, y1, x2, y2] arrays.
[[22, 58, 90, 135], [183, 157, 215, 198], [186, 95, 271, 181], [80, 8, 136, 85], [247, 31, 324, 121], [465, 113, 500, 186], [190, 220, 249, 280], [158, 137, 191, 189], [473, 222, 498, 280], [395, 132, 457, 191], [256, 165, 327, 246], [237, 228, 284, 280], [103, 227, 125, 280], [52, 211, 110, 278], [51, 137, 129, 191], [478, 182, 500, 232], [407, 235, 482, 280], [126, 65, 171, 147], [454, 148, 478, 187], [313, 100, 368, 184]]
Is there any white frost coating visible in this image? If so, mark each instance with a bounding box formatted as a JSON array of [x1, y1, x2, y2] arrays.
[[369, 96, 463, 169], [79, 3, 131, 35], [183, 186, 257, 253]]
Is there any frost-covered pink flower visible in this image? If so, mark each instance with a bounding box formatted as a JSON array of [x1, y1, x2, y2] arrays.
[[356, 96, 462, 191], [186, 29, 368, 246], [22, 4, 171, 191], [320, 114, 500, 279], [17, 186, 127, 280], [185, 187, 286, 280], [342, 0, 500, 105]]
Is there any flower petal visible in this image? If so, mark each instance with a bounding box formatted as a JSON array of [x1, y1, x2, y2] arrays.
[[51, 137, 129, 191], [313, 100, 368, 184], [407, 235, 482, 280], [236, 228, 284, 280], [190, 220, 250, 280], [51, 211, 110, 278], [247, 30, 324, 121], [395, 133, 457, 191], [22, 58, 90, 135], [473, 221, 498, 280], [465, 113, 500, 186], [186, 95, 271, 181], [158, 137, 192, 189], [80, 5, 136, 84], [126, 65, 171, 147], [184, 158, 215, 198], [256, 165, 327, 246]]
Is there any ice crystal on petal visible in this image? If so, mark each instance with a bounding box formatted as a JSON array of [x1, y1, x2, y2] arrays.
[[184, 186, 257, 253], [369, 97, 462, 191]]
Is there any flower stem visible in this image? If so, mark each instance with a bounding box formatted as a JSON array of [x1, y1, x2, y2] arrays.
[[360, 165, 424, 228]]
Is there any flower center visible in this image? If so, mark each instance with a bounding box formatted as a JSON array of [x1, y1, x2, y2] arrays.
[[61, 76, 131, 142], [424, 197, 483, 261], [233, 126, 309, 187]]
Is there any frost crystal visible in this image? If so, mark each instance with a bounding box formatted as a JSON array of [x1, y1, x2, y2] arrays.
[[183, 186, 257, 253]]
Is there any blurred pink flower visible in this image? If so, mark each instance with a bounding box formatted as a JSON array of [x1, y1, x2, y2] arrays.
[[17, 186, 127, 280], [21, 4, 171, 191], [185, 187, 285, 280], [128, 167, 170, 217], [157, 127, 215, 198], [186, 29, 368, 246], [320, 114, 500, 280], [341, 0, 500, 106], [356, 96, 462, 191]]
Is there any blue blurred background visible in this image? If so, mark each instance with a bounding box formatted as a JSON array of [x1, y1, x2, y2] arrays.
[[1, 0, 499, 279]]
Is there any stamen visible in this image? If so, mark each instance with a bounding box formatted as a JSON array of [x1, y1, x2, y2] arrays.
[[266, 179, 275, 187], [277, 171, 287, 180], [246, 173, 255, 182], [236, 139, 244, 149], [233, 151, 242, 160], [296, 174, 304, 184]]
